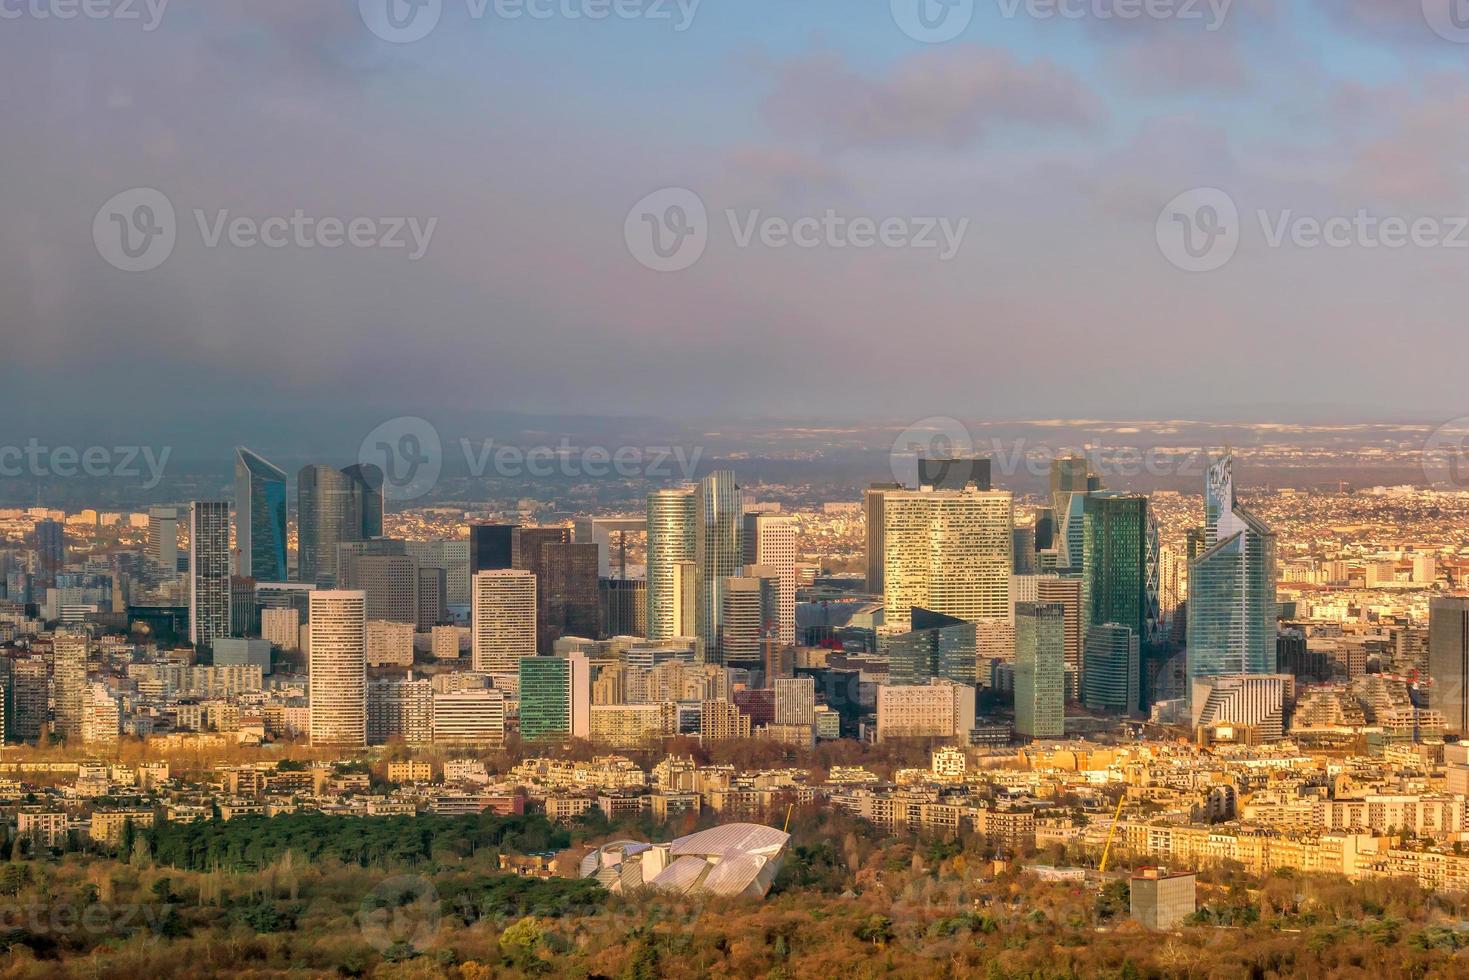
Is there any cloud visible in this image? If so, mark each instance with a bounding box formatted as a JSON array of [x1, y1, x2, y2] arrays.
[[759, 46, 1100, 151]]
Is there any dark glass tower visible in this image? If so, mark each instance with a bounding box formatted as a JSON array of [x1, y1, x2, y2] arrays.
[[235, 448, 288, 583]]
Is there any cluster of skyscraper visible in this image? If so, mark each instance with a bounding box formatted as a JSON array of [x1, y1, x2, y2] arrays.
[[863, 450, 1277, 740], [643, 471, 797, 676]]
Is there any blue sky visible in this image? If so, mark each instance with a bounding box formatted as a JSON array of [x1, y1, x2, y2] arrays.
[[4, 0, 1469, 446]]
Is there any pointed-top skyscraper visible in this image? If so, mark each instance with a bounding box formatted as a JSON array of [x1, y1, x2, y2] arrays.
[[235, 448, 288, 583], [1187, 454, 1277, 698]]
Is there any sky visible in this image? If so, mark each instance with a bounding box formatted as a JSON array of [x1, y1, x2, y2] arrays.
[[5, 0, 1469, 448]]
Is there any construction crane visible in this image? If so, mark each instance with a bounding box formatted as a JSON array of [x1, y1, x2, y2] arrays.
[[1098, 794, 1127, 874], [782, 803, 794, 834]]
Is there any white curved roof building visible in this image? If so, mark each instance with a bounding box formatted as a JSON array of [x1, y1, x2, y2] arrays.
[[581, 822, 791, 899]]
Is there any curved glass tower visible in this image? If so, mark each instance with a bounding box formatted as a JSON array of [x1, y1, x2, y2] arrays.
[[235, 448, 288, 583]]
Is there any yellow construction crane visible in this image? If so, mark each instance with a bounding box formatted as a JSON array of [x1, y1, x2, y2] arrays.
[[1098, 794, 1127, 874], [782, 803, 794, 834]]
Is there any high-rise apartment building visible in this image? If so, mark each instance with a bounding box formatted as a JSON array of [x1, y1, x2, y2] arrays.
[[696, 471, 742, 658], [51, 632, 87, 742], [743, 512, 796, 646], [1015, 602, 1065, 740], [883, 487, 1013, 631], [646, 487, 696, 641], [189, 501, 231, 649], [308, 590, 367, 747], [234, 448, 288, 583], [1187, 455, 1277, 699], [471, 570, 536, 672]]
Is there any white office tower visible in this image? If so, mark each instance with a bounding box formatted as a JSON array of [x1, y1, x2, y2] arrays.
[[189, 501, 231, 649], [743, 512, 797, 646], [147, 506, 178, 571], [1191, 674, 1290, 742], [51, 632, 88, 741], [82, 683, 119, 745], [471, 570, 536, 672], [309, 590, 367, 747], [646, 487, 696, 641], [883, 487, 1013, 631]]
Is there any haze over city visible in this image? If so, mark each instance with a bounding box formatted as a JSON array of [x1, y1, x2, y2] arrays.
[[11, 2, 1469, 978]]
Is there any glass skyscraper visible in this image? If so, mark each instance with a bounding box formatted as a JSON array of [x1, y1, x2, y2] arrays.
[[1015, 601, 1066, 739], [235, 448, 288, 583], [646, 487, 696, 641], [1082, 493, 1149, 639], [696, 470, 742, 659], [1187, 455, 1277, 698], [298, 463, 383, 587], [887, 607, 978, 686]]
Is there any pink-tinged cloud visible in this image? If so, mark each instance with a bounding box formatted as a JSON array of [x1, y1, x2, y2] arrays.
[[760, 46, 1100, 151], [1109, 31, 1249, 93]]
